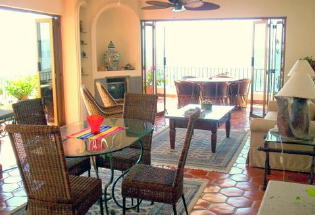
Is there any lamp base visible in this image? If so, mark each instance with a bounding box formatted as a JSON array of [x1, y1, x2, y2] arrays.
[[276, 96, 312, 140]]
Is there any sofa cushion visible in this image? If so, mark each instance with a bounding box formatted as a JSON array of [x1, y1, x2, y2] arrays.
[[264, 111, 277, 121]]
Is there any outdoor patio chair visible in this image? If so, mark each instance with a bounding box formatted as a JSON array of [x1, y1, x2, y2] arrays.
[[6, 124, 103, 215], [80, 86, 123, 118], [96, 81, 124, 107], [229, 79, 251, 107], [181, 76, 196, 80], [175, 81, 200, 108], [200, 81, 229, 105], [121, 109, 200, 215], [12, 98, 91, 176], [96, 93, 157, 171]]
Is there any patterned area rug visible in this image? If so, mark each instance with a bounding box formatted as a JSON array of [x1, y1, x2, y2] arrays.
[[10, 168, 207, 215], [152, 128, 248, 173]]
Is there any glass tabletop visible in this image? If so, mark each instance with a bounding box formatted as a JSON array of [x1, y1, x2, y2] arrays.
[[60, 118, 153, 157], [265, 130, 315, 146], [165, 104, 234, 121]]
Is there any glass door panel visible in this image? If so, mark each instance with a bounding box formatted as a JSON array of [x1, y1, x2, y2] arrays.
[[250, 20, 268, 117], [36, 18, 58, 124], [141, 21, 166, 115]]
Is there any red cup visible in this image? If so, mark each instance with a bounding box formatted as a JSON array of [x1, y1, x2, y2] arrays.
[[87, 115, 104, 134]]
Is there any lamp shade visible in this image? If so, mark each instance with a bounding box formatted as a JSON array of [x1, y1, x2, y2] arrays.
[[287, 59, 315, 77], [276, 71, 315, 99]]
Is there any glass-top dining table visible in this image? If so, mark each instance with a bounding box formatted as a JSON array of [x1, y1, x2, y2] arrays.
[[60, 118, 153, 212]]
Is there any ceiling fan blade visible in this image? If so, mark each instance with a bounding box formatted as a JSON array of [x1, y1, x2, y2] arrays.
[[142, 5, 168, 10], [145, 1, 173, 8], [185, 2, 220, 10], [184, 0, 204, 8]]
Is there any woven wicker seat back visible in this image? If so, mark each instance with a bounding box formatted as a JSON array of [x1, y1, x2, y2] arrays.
[[12, 98, 47, 125], [175, 81, 200, 108], [96, 81, 117, 107]]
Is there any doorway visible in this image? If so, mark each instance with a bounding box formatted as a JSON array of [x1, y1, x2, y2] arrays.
[[141, 18, 286, 116], [0, 8, 64, 125]]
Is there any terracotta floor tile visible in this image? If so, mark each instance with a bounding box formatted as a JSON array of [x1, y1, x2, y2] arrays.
[[204, 185, 221, 193], [208, 203, 235, 214], [193, 199, 211, 210], [216, 178, 237, 188], [234, 207, 258, 215], [190, 209, 217, 215], [227, 196, 253, 208], [202, 193, 227, 203], [220, 187, 244, 197]]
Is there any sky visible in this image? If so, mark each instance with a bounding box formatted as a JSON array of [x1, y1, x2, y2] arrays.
[[155, 19, 255, 68]]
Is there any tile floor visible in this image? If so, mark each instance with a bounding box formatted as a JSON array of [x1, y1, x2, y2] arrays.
[[0, 107, 313, 215]]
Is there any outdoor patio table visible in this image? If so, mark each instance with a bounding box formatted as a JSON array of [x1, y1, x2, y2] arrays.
[[60, 118, 153, 213]]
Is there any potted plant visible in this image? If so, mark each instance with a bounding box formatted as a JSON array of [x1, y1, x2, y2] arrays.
[[302, 56, 315, 70], [145, 68, 166, 94], [5, 76, 37, 101]]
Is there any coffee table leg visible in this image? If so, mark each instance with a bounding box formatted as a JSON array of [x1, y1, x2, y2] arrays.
[[211, 129, 217, 153], [169, 119, 176, 149], [226, 113, 231, 138]]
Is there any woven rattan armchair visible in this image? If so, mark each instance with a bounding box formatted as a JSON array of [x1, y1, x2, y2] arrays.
[[229, 79, 251, 108], [12, 98, 90, 176], [96, 81, 124, 107], [96, 93, 157, 171], [200, 81, 229, 105], [121, 109, 200, 215], [175, 81, 200, 108], [80, 86, 123, 118], [6, 124, 104, 215]]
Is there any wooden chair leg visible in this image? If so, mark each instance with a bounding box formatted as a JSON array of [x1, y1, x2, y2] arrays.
[[88, 169, 90, 177], [99, 197, 104, 215], [137, 198, 140, 212], [182, 194, 188, 215], [173, 204, 177, 215], [123, 197, 126, 215], [151, 201, 154, 205]]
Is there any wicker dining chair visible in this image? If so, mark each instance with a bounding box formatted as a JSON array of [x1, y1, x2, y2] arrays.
[[121, 109, 200, 215], [229, 79, 251, 108], [6, 124, 104, 215], [80, 86, 123, 118], [175, 81, 200, 108], [96, 93, 157, 171], [12, 98, 91, 176], [200, 81, 229, 105], [96, 81, 124, 107]]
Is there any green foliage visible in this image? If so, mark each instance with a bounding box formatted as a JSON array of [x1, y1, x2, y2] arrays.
[[301, 56, 313, 65], [5, 76, 37, 100], [145, 69, 166, 86]]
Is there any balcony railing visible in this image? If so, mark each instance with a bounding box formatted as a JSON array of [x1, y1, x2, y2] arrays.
[[155, 65, 265, 92]]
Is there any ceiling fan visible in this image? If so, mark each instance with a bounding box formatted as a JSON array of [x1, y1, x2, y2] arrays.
[[142, 0, 220, 12]]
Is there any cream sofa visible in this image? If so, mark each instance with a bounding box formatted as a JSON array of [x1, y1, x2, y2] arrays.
[[249, 100, 315, 172]]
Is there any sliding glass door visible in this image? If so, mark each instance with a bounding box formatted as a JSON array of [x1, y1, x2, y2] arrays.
[[141, 21, 166, 115], [250, 18, 285, 117], [36, 18, 64, 125]]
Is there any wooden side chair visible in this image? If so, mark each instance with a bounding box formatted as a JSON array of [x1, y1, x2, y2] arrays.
[[80, 86, 123, 118], [121, 109, 200, 215], [6, 124, 104, 215], [200, 82, 229, 105], [12, 98, 90, 176], [96, 93, 157, 171], [175, 81, 200, 108], [96, 81, 124, 107]]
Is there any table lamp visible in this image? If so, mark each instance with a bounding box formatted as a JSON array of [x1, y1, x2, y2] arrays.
[[276, 69, 315, 139], [287, 59, 315, 78]]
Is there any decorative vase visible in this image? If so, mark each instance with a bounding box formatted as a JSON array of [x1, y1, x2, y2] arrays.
[[104, 41, 120, 71]]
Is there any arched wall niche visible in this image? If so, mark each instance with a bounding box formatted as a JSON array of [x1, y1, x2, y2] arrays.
[[94, 5, 141, 73]]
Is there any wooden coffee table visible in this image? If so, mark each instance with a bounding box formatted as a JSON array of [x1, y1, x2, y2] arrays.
[[165, 104, 234, 153]]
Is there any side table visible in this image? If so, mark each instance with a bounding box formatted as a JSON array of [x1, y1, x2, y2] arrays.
[[258, 130, 315, 190], [258, 180, 315, 215]]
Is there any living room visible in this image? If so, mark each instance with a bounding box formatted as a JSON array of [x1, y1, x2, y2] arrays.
[[0, 0, 315, 214]]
